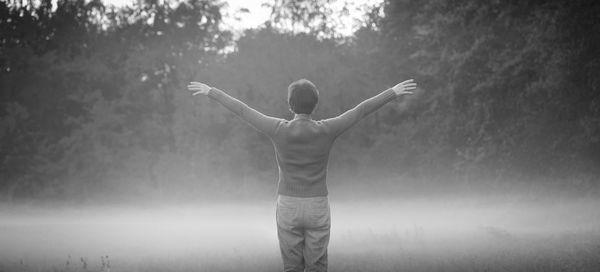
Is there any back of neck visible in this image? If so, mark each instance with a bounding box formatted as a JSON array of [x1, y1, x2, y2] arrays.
[[294, 114, 312, 120]]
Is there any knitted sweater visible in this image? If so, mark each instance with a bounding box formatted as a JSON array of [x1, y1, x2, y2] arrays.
[[208, 87, 397, 197]]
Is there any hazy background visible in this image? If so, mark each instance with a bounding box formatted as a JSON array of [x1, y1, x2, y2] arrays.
[[1, 0, 600, 271]]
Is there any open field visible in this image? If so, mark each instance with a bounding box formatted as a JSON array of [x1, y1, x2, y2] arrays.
[[1, 196, 599, 272]]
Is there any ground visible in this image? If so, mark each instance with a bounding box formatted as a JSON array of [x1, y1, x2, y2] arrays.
[[1, 196, 599, 271]]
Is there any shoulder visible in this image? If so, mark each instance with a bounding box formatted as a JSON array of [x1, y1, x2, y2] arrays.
[[318, 117, 338, 126]]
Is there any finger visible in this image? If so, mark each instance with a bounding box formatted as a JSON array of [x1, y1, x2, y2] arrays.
[[192, 91, 205, 96], [396, 83, 416, 89], [402, 91, 414, 95], [401, 79, 414, 84], [396, 86, 417, 92]]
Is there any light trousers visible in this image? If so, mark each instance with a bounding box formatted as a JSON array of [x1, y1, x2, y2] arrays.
[[276, 195, 331, 272]]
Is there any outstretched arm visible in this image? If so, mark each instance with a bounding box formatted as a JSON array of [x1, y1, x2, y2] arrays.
[[323, 79, 417, 136], [187, 82, 282, 136]]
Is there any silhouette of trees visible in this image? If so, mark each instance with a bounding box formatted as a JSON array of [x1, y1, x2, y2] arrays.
[[1, 0, 598, 201]]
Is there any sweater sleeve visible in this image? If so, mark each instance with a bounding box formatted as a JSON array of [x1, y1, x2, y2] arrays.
[[208, 87, 282, 137], [322, 88, 396, 137]]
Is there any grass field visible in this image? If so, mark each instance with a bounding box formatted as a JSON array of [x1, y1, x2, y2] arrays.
[[1, 196, 599, 272]]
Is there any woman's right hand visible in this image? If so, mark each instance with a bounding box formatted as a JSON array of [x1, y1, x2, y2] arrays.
[[392, 79, 417, 96]]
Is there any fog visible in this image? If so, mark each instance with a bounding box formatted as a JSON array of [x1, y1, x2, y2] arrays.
[[2, 193, 599, 271], [3, 0, 599, 270]]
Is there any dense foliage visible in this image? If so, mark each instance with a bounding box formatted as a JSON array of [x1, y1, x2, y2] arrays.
[[1, 0, 598, 202]]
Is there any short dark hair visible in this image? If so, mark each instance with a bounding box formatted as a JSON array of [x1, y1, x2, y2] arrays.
[[288, 79, 319, 114]]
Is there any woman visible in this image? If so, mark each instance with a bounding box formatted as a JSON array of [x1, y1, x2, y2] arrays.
[[187, 78, 417, 272]]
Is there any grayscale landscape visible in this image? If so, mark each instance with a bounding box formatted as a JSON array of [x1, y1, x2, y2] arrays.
[[1, 0, 599, 271]]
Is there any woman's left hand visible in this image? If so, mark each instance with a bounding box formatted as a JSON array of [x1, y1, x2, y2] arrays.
[[187, 82, 212, 96]]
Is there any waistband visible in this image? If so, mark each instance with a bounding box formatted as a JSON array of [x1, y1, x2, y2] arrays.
[[278, 194, 328, 201]]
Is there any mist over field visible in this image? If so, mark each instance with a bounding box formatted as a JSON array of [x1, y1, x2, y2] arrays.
[[1, 188, 600, 272], [2, 0, 600, 271]]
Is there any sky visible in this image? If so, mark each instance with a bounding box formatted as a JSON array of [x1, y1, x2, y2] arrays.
[[105, 0, 382, 36]]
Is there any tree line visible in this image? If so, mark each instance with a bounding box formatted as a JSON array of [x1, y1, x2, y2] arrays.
[[1, 0, 599, 202]]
